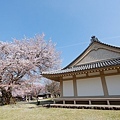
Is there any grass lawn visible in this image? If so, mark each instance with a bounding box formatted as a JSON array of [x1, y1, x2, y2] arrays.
[[0, 101, 120, 120]]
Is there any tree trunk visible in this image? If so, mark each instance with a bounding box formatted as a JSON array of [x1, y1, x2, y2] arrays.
[[1, 87, 15, 105]]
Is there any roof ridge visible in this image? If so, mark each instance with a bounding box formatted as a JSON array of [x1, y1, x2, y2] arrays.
[[90, 36, 120, 49], [99, 41, 120, 49], [90, 36, 101, 43]]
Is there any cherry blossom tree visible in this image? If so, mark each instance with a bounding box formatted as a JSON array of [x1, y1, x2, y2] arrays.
[[12, 80, 44, 101], [0, 34, 61, 105]]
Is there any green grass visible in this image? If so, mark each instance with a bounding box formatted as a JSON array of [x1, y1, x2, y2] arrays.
[[0, 101, 120, 120]]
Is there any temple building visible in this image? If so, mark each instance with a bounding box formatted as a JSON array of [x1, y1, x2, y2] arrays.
[[42, 36, 120, 105]]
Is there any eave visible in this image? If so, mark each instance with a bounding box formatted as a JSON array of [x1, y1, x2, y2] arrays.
[[42, 57, 120, 81]]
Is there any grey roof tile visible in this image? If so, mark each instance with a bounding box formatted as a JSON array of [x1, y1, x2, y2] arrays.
[[42, 57, 120, 75]]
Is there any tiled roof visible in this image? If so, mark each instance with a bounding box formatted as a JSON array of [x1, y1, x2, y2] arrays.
[[42, 57, 120, 75], [64, 38, 120, 69]]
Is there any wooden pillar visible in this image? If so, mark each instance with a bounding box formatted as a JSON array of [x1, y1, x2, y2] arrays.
[[100, 71, 109, 97], [60, 77, 63, 97], [74, 100, 76, 104], [117, 68, 120, 73], [63, 100, 65, 104], [107, 100, 110, 105], [73, 75, 77, 97], [89, 100, 91, 105]]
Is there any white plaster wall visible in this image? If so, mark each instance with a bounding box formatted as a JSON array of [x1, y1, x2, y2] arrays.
[[63, 80, 74, 97], [105, 75, 120, 95], [77, 77, 104, 96]]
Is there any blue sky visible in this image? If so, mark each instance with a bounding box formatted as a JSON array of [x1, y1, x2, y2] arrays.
[[0, 0, 120, 67]]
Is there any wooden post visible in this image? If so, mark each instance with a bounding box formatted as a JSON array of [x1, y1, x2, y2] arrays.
[[60, 77, 63, 97], [74, 100, 76, 104], [100, 71, 109, 97], [89, 100, 91, 105], [63, 100, 65, 104], [107, 100, 110, 105], [73, 75, 77, 97]]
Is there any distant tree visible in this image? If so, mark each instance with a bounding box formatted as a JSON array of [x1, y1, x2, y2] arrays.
[[0, 34, 61, 105], [45, 80, 60, 98]]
